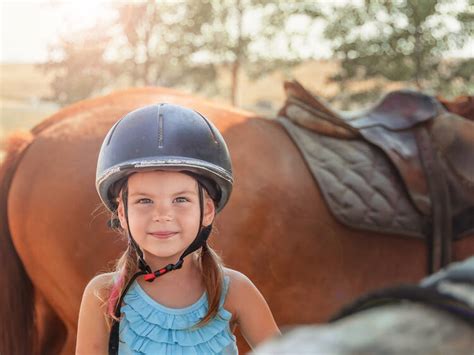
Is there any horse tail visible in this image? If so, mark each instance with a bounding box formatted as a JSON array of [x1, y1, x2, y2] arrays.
[[0, 131, 37, 355]]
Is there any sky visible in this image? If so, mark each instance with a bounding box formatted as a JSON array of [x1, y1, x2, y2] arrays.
[[1, 0, 115, 63], [1, 0, 472, 64]]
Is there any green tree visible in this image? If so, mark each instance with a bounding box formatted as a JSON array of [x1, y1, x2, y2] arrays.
[[323, 0, 473, 106], [42, 0, 320, 106]]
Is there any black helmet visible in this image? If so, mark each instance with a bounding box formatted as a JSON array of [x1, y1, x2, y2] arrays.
[[96, 103, 233, 212]]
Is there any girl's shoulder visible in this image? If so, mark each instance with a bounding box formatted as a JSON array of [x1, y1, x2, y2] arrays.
[[77, 272, 116, 354], [83, 271, 117, 300], [223, 267, 253, 287], [223, 268, 261, 314]]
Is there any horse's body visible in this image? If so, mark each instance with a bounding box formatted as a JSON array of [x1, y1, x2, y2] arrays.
[[1, 87, 473, 354]]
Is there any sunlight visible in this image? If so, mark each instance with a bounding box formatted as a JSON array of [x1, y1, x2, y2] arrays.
[[53, 0, 115, 33], [1, 0, 117, 62]]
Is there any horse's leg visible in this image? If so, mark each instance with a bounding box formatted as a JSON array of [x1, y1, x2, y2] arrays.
[[35, 289, 67, 355]]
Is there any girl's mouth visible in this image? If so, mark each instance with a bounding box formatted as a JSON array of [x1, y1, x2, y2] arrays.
[[148, 232, 178, 239]]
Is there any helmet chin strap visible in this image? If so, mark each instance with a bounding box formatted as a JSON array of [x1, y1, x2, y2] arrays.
[[108, 182, 213, 355]]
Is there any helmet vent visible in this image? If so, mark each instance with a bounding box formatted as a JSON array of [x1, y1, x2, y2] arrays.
[[198, 112, 219, 145], [157, 104, 164, 148], [106, 118, 124, 146]]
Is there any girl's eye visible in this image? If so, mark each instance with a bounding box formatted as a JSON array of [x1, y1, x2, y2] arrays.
[[174, 197, 189, 203], [136, 198, 152, 204]]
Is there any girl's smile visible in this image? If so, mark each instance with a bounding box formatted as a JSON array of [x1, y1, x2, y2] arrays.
[[148, 231, 178, 239]]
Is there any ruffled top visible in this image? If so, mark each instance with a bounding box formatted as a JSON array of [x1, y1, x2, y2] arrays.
[[119, 276, 238, 355]]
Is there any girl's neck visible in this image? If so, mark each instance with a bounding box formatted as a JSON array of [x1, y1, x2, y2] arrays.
[[142, 252, 201, 282], [136, 253, 205, 307]]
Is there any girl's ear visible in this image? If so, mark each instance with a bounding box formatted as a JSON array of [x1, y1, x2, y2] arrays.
[[117, 198, 128, 229], [202, 195, 216, 227]]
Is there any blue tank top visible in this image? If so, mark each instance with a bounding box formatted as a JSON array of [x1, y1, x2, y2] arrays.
[[118, 276, 238, 354]]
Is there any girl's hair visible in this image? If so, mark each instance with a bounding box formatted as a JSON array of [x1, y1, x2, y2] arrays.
[[103, 182, 224, 329]]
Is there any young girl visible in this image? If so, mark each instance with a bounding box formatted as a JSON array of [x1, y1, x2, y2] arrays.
[[76, 103, 280, 354]]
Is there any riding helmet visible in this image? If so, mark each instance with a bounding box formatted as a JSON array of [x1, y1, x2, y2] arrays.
[[96, 103, 233, 212]]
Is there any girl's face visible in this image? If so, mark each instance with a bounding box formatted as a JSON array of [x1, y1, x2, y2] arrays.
[[117, 170, 215, 264]]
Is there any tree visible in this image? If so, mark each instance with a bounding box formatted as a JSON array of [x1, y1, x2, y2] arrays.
[[201, 0, 321, 105], [322, 0, 473, 106], [110, 0, 218, 88], [41, 1, 217, 105], [42, 0, 320, 106], [40, 28, 115, 106]]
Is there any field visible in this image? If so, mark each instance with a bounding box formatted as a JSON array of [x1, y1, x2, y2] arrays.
[[0, 60, 333, 157]]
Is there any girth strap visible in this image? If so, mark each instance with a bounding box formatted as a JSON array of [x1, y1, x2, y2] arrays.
[[416, 126, 452, 272]]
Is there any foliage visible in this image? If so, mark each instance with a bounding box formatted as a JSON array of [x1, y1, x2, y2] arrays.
[[40, 28, 114, 106], [323, 0, 474, 106], [41, 0, 320, 106]]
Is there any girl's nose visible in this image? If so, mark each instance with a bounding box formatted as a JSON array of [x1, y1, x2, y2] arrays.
[[152, 204, 173, 222]]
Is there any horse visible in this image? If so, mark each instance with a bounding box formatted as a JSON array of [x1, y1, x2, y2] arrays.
[[1, 86, 473, 355]]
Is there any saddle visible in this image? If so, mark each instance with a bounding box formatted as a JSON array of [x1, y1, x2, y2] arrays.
[[279, 81, 474, 273]]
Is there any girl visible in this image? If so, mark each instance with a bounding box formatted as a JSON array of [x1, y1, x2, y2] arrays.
[[76, 103, 280, 354]]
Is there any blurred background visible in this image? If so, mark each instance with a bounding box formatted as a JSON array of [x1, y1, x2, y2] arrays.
[[1, 0, 473, 160]]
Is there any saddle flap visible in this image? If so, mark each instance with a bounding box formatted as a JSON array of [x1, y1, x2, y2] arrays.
[[360, 126, 431, 215], [351, 91, 441, 130]]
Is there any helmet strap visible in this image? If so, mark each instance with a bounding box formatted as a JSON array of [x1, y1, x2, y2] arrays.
[[122, 184, 152, 274], [179, 183, 213, 259]]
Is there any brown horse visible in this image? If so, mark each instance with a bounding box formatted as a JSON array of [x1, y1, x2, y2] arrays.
[[1, 87, 473, 355]]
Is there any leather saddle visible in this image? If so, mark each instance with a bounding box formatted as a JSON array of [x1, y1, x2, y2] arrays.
[[279, 80, 474, 273]]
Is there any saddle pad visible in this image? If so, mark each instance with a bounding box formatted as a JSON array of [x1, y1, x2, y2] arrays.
[[277, 117, 425, 238]]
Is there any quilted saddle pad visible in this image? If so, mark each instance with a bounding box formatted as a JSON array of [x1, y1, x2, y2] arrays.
[[278, 117, 425, 238]]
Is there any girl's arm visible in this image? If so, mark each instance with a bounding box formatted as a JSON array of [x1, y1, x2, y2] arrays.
[[76, 274, 112, 355], [227, 270, 281, 348]]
